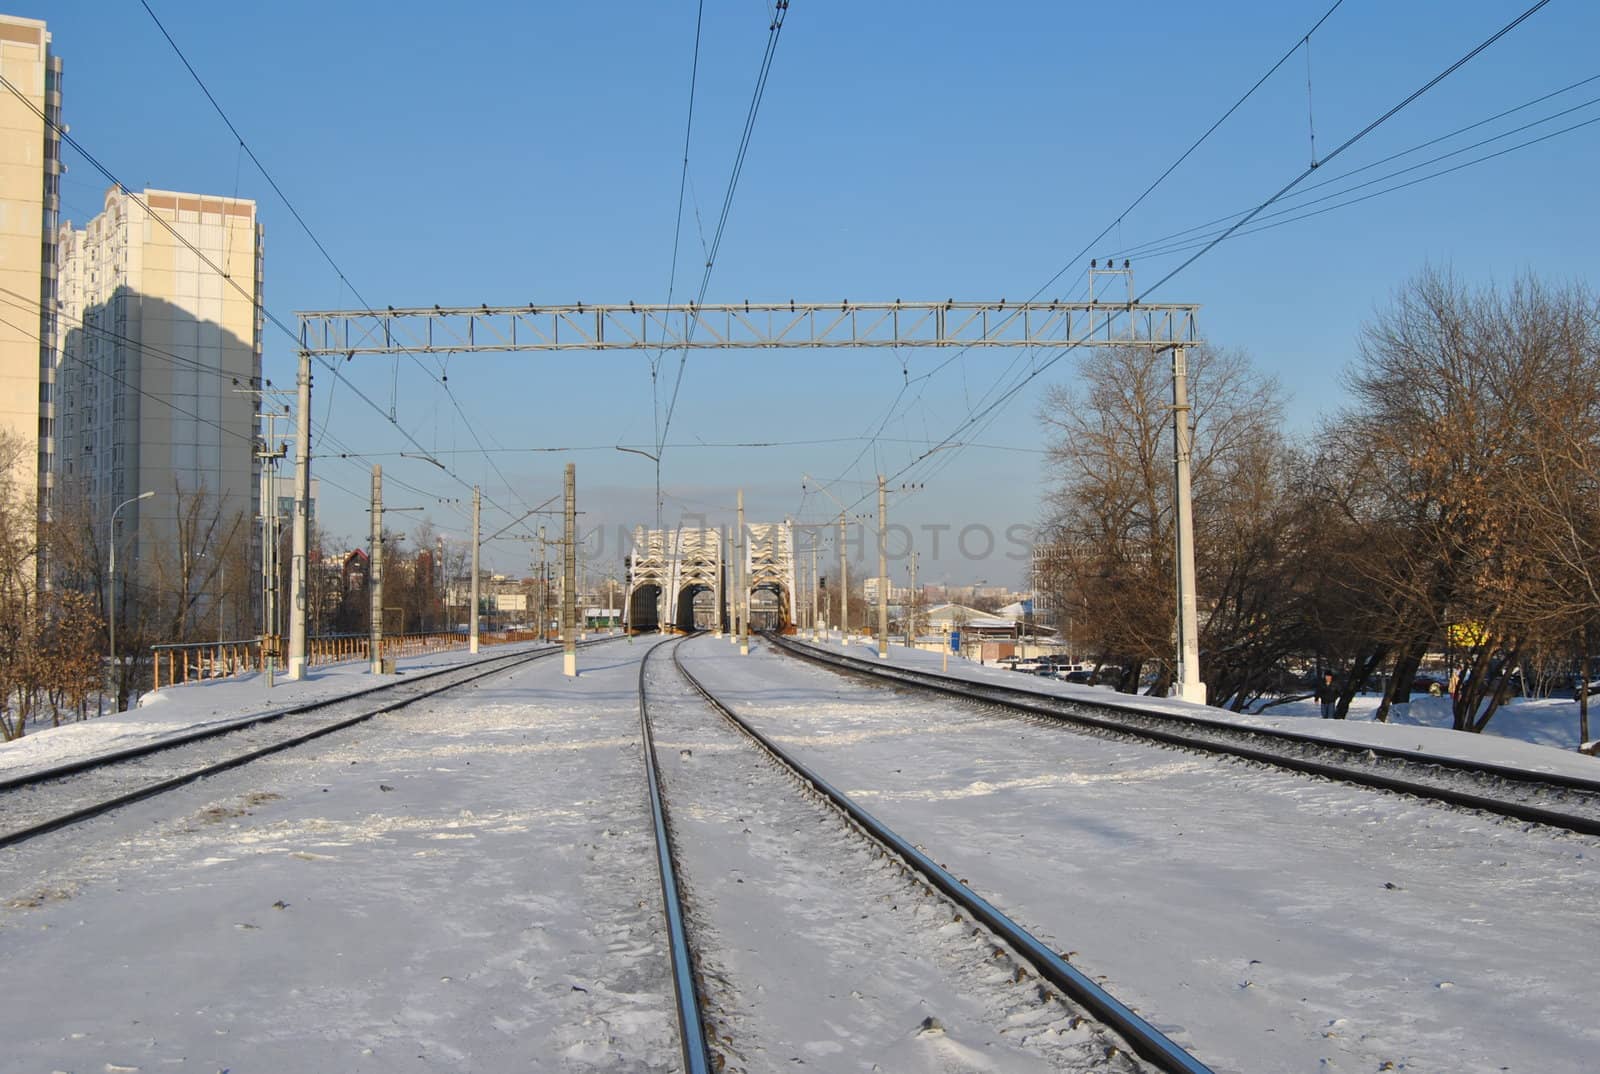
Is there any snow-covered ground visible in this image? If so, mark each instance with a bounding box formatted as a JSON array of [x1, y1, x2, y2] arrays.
[[0, 638, 584, 780], [4, 631, 1595, 1072], [687, 635, 1600, 1073], [1, 635, 679, 1072], [644, 644, 1149, 1071], [793, 636, 1600, 780]]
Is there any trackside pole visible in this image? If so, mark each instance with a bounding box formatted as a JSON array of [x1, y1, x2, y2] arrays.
[[287, 349, 311, 679], [877, 473, 889, 661], [713, 524, 723, 638], [839, 509, 848, 645], [738, 490, 749, 655], [470, 485, 481, 654], [370, 466, 385, 673], [563, 463, 577, 677], [1171, 345, 1206, 704]]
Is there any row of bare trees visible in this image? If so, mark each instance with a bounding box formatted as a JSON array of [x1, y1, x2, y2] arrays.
[[0, 434, 106, 739], [1039, 268, 1600, 739], [0, 455, 471, 739]]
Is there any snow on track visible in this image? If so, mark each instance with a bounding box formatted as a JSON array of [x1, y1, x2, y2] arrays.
[[0, 638, 679, 1073], [681, 636, 1600, 1074], [646, 638, 1149, 1072]]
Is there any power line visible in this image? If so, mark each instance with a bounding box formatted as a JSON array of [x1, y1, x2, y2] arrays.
[[653, 0, 706, 373], [860, 0, 1556, 513], [331, 437, 1050, 457], [1138, 0, 1555, 300], [1112, 73, 1600, 260], [1031, 0, 1349, 300], [1129, 110, 1600, 261], [841, 0, 1557, 521], [135, 3, 544, 537], [814, 2, 1347, 504], [0, 72, 470, 492], [657, 1, 789, 454]]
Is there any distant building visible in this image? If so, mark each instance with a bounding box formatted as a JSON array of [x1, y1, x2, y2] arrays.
[[862, 576, 910, 604], [52, 186, 263, 580], [270, 472, 316, 526], [0, 14, 61, 563]]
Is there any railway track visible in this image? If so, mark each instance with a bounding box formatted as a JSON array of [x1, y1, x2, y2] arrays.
[[638, 634, 1213, 1074], [0, 637, 618, 849], [767, 634, 1600, 838]]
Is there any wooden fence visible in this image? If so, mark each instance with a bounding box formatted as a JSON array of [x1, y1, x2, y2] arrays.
[[150, 629, 551, 690]]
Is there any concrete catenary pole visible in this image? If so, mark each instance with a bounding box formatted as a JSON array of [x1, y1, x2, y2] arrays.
[[563, 463, 577, 677], [287, 350, 312, 679], [811, 540, 820, 640], [877, 473, 889, 660], [907, 548, 918, 648], [469, 485, 481, 654], [738, 489, 749, 655], [727, 517, 738, 643], [258, 432, 277, 690], [838, 509, 849, 646], [369, 465, 385, 673], [1171, 345, 1206, 704]]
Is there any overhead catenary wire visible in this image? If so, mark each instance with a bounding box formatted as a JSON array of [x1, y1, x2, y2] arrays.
[[0, 72, 534, 538], [1129, 112, 1600, 262], [1138, 0, 1555, 301], [136, 2, 548, 537], [1111, 73, 1600, 261], [0, 306, 369, 507], [815, 1, 1346, 505], [656, 1, 789, 456], [1029, 0, 1348, 301], [840, 0, 1558, 516]]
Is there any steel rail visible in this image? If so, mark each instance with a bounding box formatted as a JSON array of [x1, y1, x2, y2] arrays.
[[0, 639, 619, 794], [637, 637, 715, 1074], [768, 635, 1600, 838], [670, 638, 1214, 1074], [0, 638, 620, 849]]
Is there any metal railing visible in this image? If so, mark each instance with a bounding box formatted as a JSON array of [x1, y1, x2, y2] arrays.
[[150, 629, 552, 690]]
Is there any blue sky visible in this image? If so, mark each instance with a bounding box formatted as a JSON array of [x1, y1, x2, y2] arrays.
[[31, 0, 1600, 586]]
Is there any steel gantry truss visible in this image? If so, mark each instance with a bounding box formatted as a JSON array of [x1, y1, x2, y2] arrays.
[[296, 299, 1200, 355], [286, 289, 1207, 703]]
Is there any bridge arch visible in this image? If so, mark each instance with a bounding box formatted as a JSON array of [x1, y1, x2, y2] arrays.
[[626, 583, 662, 633]]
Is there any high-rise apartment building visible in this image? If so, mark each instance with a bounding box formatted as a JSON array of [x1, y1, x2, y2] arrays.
[[53, 187, 263, 580], [0, 13, 60, 551]]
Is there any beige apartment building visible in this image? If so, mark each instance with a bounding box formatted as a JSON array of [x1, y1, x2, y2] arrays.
[[0, 13, 59, 552], [53, 186, 263, 583]]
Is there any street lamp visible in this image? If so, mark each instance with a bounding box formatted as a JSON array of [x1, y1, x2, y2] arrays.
[[107, 490, 154, 712], [617, 445, 664, 631]]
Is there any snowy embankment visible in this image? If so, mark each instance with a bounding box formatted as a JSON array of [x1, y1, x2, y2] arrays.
[[1, 636, 679, 1072], [688, 635, 1600, 1073], [794, 636, 1600, 780], [0, 640, 559, 781]]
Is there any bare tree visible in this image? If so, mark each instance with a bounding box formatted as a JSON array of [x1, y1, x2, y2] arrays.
[[1039, 343, 1283, 695], [1325, 268, 1600, 731], [0, 433, 101, 737]]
